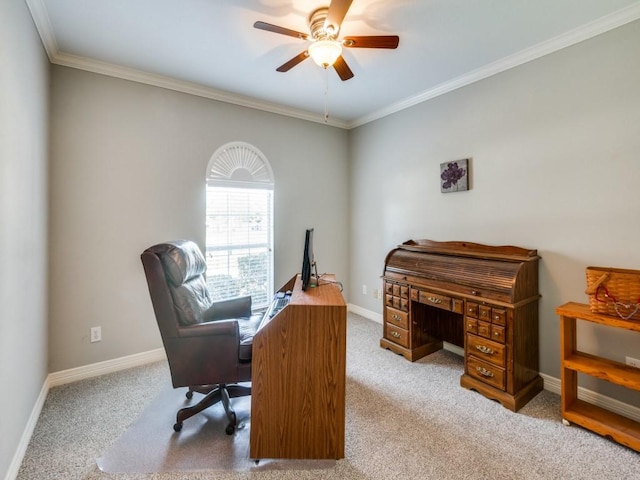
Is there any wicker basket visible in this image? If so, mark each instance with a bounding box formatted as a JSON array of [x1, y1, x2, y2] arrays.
[[585, 266, 640, 320]]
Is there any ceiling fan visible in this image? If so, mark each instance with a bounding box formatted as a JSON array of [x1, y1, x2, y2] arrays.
[[254, 0, 399, 81]]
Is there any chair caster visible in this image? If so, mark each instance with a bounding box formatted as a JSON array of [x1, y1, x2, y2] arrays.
[[173, 422, 183, 432], [186, 390, 193, 399], [224, 411, 237, 435]]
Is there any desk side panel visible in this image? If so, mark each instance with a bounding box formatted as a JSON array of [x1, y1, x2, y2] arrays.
[[250, 286, 346, 459]]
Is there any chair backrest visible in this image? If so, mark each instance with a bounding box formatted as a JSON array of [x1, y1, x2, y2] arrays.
[[141, 240, 212, 337]]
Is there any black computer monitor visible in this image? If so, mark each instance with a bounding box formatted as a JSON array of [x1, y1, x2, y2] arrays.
[[301, 228, 316, 290]]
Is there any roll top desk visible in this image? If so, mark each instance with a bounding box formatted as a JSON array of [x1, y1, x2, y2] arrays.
[[381, 239, 543, 411]]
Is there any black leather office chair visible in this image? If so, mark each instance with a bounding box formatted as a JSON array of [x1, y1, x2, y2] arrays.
[[141, 240, 262, 434]]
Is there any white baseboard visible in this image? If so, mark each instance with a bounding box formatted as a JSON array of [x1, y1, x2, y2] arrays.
[[48, 348, 166, 387], [348, 303, 382, 323], [4, 379, 49, 480], [541, 373, 640, 423], [4, 348, 166, 480]]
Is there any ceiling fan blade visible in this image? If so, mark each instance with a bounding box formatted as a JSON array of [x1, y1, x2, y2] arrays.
[[276, 51, 310, 72], [333, 56, 354, 81], [326, 0, 353, 31], [343, 36, 400, 49], [254, 21, 309, 40]]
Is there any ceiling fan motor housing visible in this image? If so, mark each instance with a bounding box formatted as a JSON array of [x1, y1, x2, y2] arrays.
[[309, 8, 337, 40]]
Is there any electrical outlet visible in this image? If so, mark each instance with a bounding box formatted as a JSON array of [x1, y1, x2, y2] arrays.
[[362, 284, 367, 295], [90, 326, 102, 343], [373, 289, 379, 299], [626, 356, 640, 369]]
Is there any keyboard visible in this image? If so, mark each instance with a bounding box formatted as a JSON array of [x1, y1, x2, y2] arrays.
[[262, 292, 291, 323], [269, 292, 290, 317], [272, 296, 289, 312]]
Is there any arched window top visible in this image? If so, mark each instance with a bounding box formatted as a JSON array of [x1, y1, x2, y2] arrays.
[[207, 141, 274, 189]]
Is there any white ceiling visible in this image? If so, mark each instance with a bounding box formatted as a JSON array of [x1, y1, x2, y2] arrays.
[[27, 0, 640, 128]]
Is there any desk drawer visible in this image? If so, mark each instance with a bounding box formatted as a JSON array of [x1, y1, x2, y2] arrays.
[[479, 305, 492, 322], [418, 290, 452, 311], [491, 324, 505, 343], [466, 334, 505, 367], [385, 307, 409, 329], [492, 308, 506, 326], [477, 320, 491, 339], [384, 323, 409, 348], [452, 298, 464, 314], [466, 301, 479, 318], [466, 318, 478, 334], [467, 356, 505, 390]]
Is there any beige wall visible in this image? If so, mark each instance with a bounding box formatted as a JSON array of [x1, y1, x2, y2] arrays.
[[0, 0, 50, 477], [348, 20, 640, 404], [48, 66, 350, 372]]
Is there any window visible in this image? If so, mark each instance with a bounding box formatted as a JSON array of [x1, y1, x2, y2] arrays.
[[205, 142, 274, 310]]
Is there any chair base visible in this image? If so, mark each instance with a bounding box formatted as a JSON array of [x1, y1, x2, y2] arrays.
[[173, 383, 251, 435]]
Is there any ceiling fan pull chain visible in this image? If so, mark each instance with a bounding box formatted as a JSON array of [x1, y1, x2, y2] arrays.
[[324, 68, 330, 123]]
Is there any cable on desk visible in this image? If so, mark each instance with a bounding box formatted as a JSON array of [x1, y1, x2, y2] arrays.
[[317, 274, 343, 292]]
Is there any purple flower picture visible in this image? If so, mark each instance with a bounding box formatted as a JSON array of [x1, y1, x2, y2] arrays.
[[440, 159, 469, 193]]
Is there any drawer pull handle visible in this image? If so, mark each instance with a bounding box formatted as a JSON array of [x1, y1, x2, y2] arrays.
[[428, 296, 442, 304], [481, 311, 488, 317], [494, 315, 500, 320], [393, 314, 401, 321], [468, 307, 474, 313], [494, 332, 500, 336], [476, 366, 494, 378], [476, 345, 494, 355], [391, 331, 401, 338]]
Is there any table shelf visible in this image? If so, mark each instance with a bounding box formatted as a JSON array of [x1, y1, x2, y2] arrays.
[[564, 352, 640, 391], [557, 302, 640, 453], [563, 400, 640, 451]]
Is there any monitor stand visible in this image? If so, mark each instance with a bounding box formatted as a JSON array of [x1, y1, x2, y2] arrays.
[[309, 262, 319, 288]]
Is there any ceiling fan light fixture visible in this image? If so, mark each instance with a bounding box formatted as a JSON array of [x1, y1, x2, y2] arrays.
[[308, 40, 342, 68]]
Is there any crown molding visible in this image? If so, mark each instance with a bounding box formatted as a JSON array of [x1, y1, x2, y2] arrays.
[[26, 0, 640, 130], [347, 3, 640, 129], [51, 52, 349, 129]]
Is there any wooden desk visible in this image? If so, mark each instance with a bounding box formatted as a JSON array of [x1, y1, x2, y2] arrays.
[[250, 274, 347, 459], [381, 239, 543, 411]]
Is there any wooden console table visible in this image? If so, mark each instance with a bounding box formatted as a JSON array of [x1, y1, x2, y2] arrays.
[[381, 239, 543, 411], [250, 274, 346, 460], [557, 302, 640, 452]]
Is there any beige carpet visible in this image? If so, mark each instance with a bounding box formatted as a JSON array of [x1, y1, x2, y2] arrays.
[[97, 386, 335, 474], [17, 313, 640, 480]]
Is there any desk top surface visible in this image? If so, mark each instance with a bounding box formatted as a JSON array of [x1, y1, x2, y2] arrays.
[[288, 274, 346, 307]]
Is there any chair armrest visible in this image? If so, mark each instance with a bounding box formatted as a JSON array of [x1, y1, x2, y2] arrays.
[[169, 319, 247, 385], [177, 319, 238, 338], [203, 295, 252, 321]]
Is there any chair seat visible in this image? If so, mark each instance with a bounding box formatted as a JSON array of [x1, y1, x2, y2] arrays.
[[239, 313, 264, 361]]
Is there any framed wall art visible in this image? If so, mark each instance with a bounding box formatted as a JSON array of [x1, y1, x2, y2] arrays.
[[440, 158, 470, 193]]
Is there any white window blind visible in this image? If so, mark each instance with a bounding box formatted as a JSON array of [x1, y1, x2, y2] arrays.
[[205, 187, 273, 308]]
